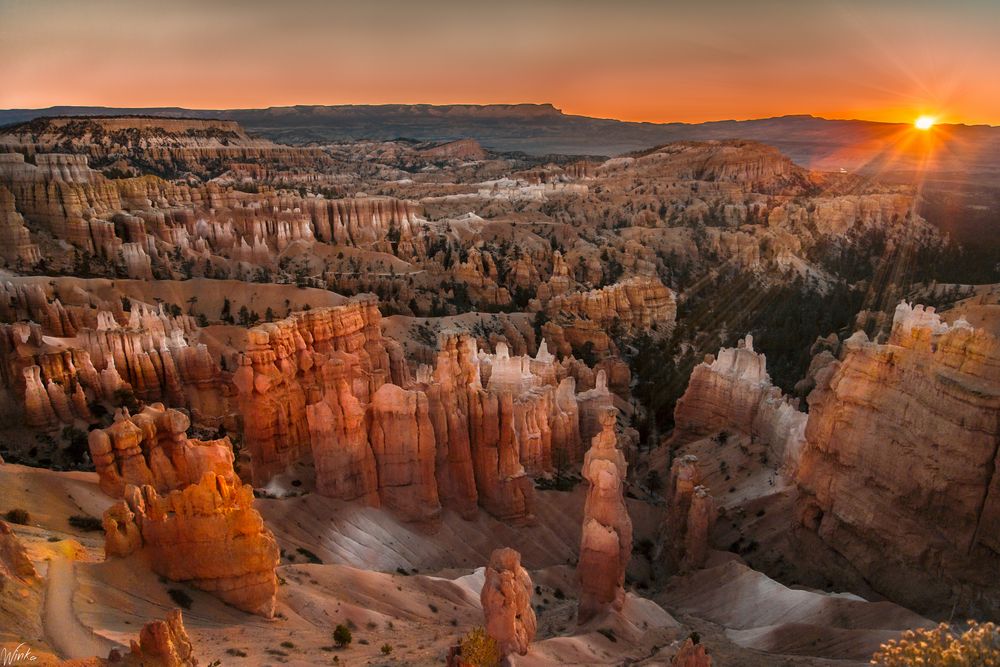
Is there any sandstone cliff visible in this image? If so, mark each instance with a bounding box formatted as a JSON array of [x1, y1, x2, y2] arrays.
[[0, 185, 41, 267], [0, 300, 227, 430], [796, 302, 1000, 618], [672, 334, 807, 469], [234, 297, 396, 485]]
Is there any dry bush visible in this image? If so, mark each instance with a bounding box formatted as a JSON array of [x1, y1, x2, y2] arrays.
[[871, 621, 1000, 666]]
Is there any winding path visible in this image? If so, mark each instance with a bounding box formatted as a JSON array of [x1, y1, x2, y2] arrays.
[[43, 555, 118, 660]]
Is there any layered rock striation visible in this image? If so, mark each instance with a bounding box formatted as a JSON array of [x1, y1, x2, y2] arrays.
[[234, 296, 399, 485], [237, 302, 614, 524], [544, 276, 676, 359], [796, 302, 1000, 617], [0, 301, 227, 430], [672, 335, 807, 469]]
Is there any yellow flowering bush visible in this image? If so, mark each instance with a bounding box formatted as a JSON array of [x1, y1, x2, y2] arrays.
[[459, 626, 502, 667], [871, 621, 1000, 666]]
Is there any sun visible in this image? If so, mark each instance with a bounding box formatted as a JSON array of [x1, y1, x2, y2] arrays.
[[914, 115, 936, 130]]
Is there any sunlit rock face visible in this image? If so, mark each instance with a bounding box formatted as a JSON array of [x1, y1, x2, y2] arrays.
[[103, 472, 280, 618], [672, 334, 807, 470], [481, 547, 537, 657], [368, 383, 441, 521], [234, 296, 396, 485], [0, 519, 42, 642], [88, 403, 235, 498], [235, 304, 612, 524], [796, 302, 1000, 618], [0, 185, 41, 267], [113, 609, 198, 667], [306, 354, 380, 505], [577, 408, 632, 623]]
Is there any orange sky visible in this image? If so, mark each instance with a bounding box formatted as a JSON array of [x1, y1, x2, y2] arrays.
[[1, 0, 997, 126]]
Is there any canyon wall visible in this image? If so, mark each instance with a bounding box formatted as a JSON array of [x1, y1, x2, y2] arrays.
[[236, 298, 620, 524], [796, 302, 1000, 618], [0, 301, 227, 430]]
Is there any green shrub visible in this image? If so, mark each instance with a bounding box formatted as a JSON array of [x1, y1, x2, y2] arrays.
[[69, 515, 103, 532], [333, 623, 352, 648], [296, 547, 323, 564], [167, 588, 193, 610], [4, 509, 29, 525]]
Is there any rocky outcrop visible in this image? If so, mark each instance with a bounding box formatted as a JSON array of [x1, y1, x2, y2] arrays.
[[422, 334, 535, 523], [88, 403, 235, 498], [577, 369, 614, 448], [481, 547, 536, 658], [0, 185, 40, 267], [672, 335, 807, 469], [535, 250, 573, 302], [796, 302, 1000, 618], [305, 354, 379, 504], [234, 297, 396, 485], [422, 334, 482, 520], [661, 455, 715, 572], [578, 408, 632, 622], [0, 520, 42, 642], [103, 472, 279, 617], [1, 116, 326, 179], [302, 195, 422, 250], [0, 300, 227, 430], [368, 383, 441, 521], [0, 521, 35, 582], [597, 141, 802, 191], [545, 277, 676, 358], [684, 486, 715, 571], [106, 610, 197, 667], [672, 637, 713, 667], [238, 309, 611, 526]]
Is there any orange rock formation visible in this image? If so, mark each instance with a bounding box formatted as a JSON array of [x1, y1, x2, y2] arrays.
[[481, 547, 537, 657], [103, 472, 279, 617]]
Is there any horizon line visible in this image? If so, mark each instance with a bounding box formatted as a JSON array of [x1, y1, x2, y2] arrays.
[[2, 103, 997, 130]]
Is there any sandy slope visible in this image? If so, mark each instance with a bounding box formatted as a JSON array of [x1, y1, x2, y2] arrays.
[[259, 483, 663, 573], [0, 462, 929, 665], [661, 554, 931, 662]]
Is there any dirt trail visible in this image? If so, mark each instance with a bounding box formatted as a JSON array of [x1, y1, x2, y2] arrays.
[[44, 555, 118, 660]]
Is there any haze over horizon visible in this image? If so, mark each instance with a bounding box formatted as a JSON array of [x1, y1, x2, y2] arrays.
[[2, 0, 998, 127]]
